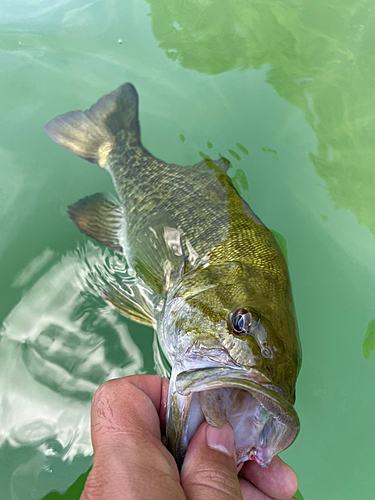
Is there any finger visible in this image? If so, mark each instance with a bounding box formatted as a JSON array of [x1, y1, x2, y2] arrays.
[[181, 422, 243, 500], [240, 456, 298, 500], [240, 477, 294, 500], [120, 374, 169, 433], [240, 477, 276, 500], [81, 375, 183, 500], [90, 375, 169, 447]]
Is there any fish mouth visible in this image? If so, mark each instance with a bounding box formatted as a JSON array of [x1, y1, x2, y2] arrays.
[[167, 367, 300, 468]]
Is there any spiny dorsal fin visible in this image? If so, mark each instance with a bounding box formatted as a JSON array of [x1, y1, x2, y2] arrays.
[[67, 193, 124, 253], [44, 83, 140, 168]]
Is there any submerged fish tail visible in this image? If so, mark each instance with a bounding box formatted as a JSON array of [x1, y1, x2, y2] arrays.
[[44, 83, 140, 168]]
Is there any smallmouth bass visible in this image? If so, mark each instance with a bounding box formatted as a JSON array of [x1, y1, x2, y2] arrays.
[[45, 83, 301, 468]]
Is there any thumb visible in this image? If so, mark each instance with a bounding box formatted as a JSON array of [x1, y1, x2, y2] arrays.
[[181, 422, 243, 500]]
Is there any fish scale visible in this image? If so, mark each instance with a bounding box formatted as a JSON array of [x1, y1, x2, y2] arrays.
[[45, 82, 301, 469], [110, 155, 230, 266]]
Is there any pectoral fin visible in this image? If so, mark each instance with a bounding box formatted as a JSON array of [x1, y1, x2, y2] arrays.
[[133, 211, 185, 295], [102, 280, 155, 327], [67, 193, 124, 253]]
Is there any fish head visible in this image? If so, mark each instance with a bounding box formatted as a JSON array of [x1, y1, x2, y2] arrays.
[[163, 261, 301, 468]]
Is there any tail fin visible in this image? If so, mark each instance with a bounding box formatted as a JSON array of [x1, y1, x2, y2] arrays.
[[44, 83, 140, 168]]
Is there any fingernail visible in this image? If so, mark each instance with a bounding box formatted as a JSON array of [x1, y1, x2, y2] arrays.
[[206, 422, 235, 456]]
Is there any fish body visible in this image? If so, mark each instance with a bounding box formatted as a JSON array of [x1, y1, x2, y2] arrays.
[[45, 84, 301, 468]]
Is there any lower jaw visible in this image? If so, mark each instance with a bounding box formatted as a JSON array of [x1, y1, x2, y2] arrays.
[[166, 366, 299, 468]]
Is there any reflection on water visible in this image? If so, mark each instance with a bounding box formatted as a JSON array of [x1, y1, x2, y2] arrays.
[[363, 319, 375, 358], [146, 0, 375, 238], [261, 147, 279, 161], [192, 137, 251, 197], [1, 0, 375, 498], [0, 0, 113, 30], [146, 0, 375, 357], [0, 243, 143, 497]]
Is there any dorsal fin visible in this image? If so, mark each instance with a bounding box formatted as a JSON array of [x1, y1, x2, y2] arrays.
[[190, 157, 231, 175]]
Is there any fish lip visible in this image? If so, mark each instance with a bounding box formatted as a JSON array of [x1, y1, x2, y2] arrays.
[[168, 366, 300, 468], [176, 366, 272, 395], [175, 366, 299, 429]]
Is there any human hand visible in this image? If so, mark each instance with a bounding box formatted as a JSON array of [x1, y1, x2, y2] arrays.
[[81, 375, 298, 500]]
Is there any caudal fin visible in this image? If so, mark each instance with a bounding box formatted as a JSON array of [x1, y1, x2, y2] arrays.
[[44, 83, 140, 168]]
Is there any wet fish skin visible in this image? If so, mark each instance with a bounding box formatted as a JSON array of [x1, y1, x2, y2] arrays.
[[45, 83, 301, 468], [108, 134, 235, 278]]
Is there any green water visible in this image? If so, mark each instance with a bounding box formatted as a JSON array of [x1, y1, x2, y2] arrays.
[[1, 0, 375, 498]]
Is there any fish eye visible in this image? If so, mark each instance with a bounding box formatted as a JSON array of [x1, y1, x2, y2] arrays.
[[230, 308, 253, 335]]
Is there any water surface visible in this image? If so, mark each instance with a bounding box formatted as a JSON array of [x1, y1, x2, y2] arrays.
[[1, 0, 375, 498]]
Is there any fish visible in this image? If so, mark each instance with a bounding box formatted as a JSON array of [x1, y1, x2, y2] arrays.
[[44, 83, 301, 468]]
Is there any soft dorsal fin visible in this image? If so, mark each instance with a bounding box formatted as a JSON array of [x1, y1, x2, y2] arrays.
[[190, 157, 231, 175], [44, 83, 140, 168], [132, 211, 185, 295], [269, 229, 288, 262], [67, 193, 124, 253]]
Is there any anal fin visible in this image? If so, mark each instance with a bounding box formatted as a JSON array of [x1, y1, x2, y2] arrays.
[[68, 193, 124, 253]]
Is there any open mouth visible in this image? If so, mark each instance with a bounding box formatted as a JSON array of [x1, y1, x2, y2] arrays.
[[167, 367, 300, 468]]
